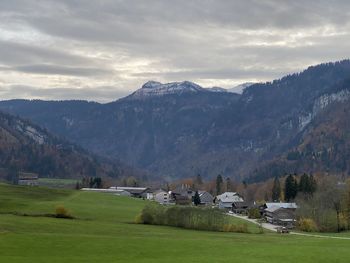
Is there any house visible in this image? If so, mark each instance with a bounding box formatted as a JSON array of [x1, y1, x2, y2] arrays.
[[81, 188, 131, 196], [173, 185, 195, 199], [169, 184, 195, 205], [111, 187, 149, 198], [264, 202, 298, 228], [146, 191, 155, 200], [232, 201, 250, 214], [264, 202, 298, 211], [216, 192, 244, 209], [154, 189, 174, 205], [18, 172, 39, 186], [198, 191, 214, 206], [172, 194, 191, 205]]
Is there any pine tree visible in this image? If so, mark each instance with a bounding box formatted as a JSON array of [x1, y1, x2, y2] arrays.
[[299, 173, 309, 193], [216, 174, 223, 195], [226, 177, 232, 192], [272, 177, 281, 201], [299, 173, 317, 196], [285, 174, 298, 201], [193, 191, 201, 206]]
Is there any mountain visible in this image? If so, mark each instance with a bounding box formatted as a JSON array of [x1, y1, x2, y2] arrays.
[[206, 87, 228, 93], [0, 110, 137, 181], [228, 82, 255, 94], [248, 78, 350, 182], [0, 60, 350, 182], [127, 81, 206, 99]]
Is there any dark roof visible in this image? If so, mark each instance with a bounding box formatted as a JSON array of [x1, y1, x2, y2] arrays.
[[18, 172, 38, 180]]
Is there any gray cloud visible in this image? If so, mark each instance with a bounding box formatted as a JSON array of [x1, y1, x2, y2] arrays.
[[0, 85, 130, 103], [0, 1, 349, 101], [12, 64, 113, 77], [0, 40, 91, 66]]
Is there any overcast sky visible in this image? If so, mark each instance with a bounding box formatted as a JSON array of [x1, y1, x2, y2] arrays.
[[0, 0, 349, 102]]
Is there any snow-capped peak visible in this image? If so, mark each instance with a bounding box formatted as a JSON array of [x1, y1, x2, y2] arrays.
[[130, 81, 206, 99], [141, 81, 162, 89]]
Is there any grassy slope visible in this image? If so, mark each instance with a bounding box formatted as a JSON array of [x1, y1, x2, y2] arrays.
[[0, 184, 349, 263]]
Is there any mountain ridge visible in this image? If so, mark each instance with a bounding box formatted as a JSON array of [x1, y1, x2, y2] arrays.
[[1, 60, 349, 182]]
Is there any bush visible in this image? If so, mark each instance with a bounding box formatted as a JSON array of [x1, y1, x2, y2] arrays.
[[136, 204, 249, 233], [55, 205, 73, 219], [248, 208, 261, 219], [298, 218, 318, 232]]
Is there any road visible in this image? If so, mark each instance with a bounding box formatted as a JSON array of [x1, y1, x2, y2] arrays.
[[227, 212, 350, 240]]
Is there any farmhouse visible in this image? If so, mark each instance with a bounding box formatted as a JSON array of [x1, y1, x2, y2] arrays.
[[173, 185, 195, 199], [232, 201, 250, 214], [112, 187, 150, 198], [264, 202, 297, 228], [169, 185, 195, 205], [198, 191, 214, 206], [216, 192, 244, 209], [169, 191, 191, 205], [18, 172, 39, 186]]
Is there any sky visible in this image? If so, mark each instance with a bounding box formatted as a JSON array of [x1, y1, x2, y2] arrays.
[[0, 0, 349, 102]]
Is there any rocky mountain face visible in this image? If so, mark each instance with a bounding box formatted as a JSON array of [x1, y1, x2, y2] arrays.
[[1, 60, 349, 182], [0, 111, 136, 181]]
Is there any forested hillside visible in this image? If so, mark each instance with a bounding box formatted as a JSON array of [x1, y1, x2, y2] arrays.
[[1, 60, 349, 181]]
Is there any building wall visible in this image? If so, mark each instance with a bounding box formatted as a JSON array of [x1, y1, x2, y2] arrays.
[[155, 191, 171, 204], [18, 179, 38, 186], [219, 201, 233, 209]]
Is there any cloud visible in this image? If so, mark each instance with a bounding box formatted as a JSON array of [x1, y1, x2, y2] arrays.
[[0, 1, 349, 101], [0, 85, 130, 103], [11, 64, 113, 77]]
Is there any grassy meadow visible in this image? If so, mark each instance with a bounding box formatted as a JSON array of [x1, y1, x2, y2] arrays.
[[0, 183, 350, 262]]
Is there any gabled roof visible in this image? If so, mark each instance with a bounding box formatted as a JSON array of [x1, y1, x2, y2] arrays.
[[198, 191, 214, 199], [265, 202, 297, 209], [153, 189, 167, 195], [172, 185, 194, 195], [265, 206, 283, 213], [115, 187, 149, 194], [217, 192, 244, 203]]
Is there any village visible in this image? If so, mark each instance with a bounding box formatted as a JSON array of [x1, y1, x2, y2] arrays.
[[81, 184, 298, 232]]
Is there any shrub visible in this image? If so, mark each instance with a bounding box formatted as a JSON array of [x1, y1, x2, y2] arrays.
[[134, 214, 143, 224], [248, 208, 261, 219], [298, 218, 318, 232], [136, 204, 249, 233], [55, 205, 73, 219]]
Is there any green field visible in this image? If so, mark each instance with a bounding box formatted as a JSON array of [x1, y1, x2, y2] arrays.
[[0, 184, 350, 262], [38, 178, 77, 188]]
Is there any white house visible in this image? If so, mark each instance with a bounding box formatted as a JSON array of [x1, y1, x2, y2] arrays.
[[18, 172, 39, 186], [154, 189, 173, 205], [216, 192, 244, 209]]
